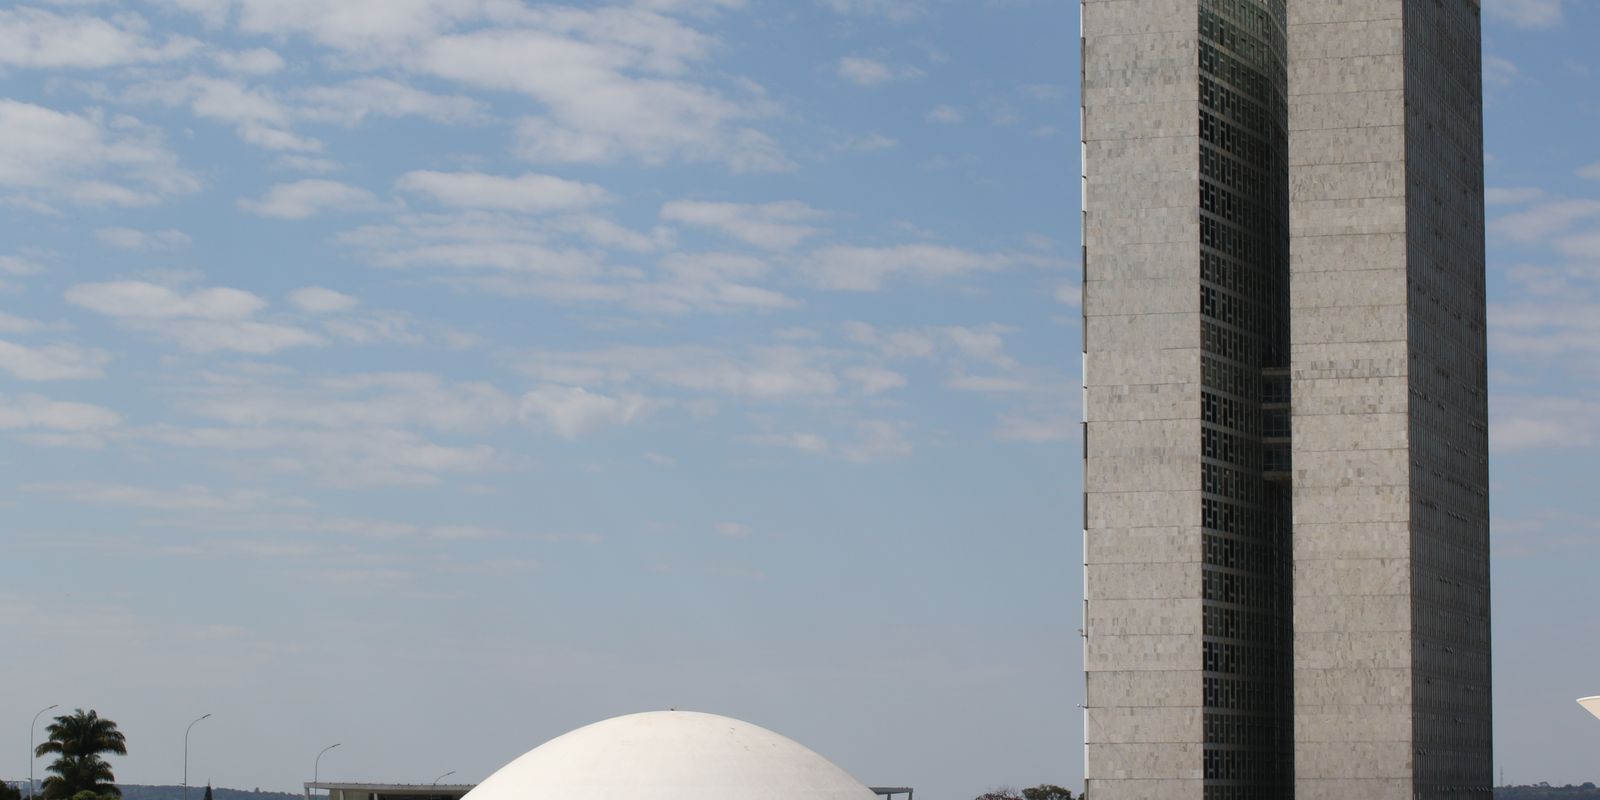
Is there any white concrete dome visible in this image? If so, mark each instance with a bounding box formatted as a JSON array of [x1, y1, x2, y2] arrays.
[[464, 710, 878, 800]]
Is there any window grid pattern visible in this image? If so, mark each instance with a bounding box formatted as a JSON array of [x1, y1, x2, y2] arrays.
[[1198, 1, 1293, 797]]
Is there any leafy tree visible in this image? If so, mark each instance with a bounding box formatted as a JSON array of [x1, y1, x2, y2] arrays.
[[1022, 786, 1075, 800], [975, 785, 1076, 800], [34, 709, 127, 800], [2, 782, 22, 800], [974, 790, 1022, 800], [203, 786, 213, 800]]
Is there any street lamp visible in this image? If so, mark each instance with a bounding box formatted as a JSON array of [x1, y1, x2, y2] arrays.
[[29, 704, 59, 800], [1580, 696, 1600, 721], [184, 714, 212, 800], [430, 772, 455, 787], [313, 743, 342, 799]]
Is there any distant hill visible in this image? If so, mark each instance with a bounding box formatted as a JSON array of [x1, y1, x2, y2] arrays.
[[118, 786, 301, 800], [1498, 786, 1600, 799]]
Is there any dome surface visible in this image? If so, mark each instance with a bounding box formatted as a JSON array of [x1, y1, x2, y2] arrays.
[[464, 710, 878, 800]]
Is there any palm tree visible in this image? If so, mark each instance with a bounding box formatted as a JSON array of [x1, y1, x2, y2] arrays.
[[34, 709, 127, 800]]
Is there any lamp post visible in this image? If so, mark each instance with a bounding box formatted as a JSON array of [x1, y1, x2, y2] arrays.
[[430, 772, 455, 787], [29, 704, 59, 800], [184, 714, 211, 800], [313, 743, 341, 799]]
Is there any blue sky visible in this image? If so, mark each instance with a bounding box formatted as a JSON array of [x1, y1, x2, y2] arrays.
[[0, 0, 1596, 795]]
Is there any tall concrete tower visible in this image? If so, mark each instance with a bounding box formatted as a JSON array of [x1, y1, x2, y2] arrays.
[[1080, 1, 1491, 798]]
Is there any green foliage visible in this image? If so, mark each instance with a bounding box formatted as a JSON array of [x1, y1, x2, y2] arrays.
[[2, 782, 22, 800], [976, 786, 1075, 800], [1022, 786, 1075, 800], [35, 709, 126, 800]]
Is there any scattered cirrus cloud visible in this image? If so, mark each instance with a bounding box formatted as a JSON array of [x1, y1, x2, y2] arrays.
[[0, 99, 199, 210], [836, 55, 924, 87], [661, 200, 824, 250], [0, 7, 200, 69], [65, 280, 325, 354], [239, 179, 387, 219], [1486, 0, 1566, 29]]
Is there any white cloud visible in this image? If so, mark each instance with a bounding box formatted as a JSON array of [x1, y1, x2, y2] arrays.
[[1578, 163, 1600, 181], [96, 226, 191, 250], [1055, 281, 1082, 307], [342, 211, 791, 314], [1485, 187, 1545, 205], [0, 100, 198, 209], [519, 384, 650, 438], [0, 313, 50, 334], [0, 393, 120, 431], [0, 255, 45, 276], [66, 280, 324, 354], [239, 179, 385, 219], [288, 287, 359, 313], [420, 12, 790, 171], [1493, 395, 1600, 451], [180, 371, 518, 434], [995, 413, 1077, 443], [396, 170, 611, 214], [0, 340, 109, 380], [714, 521, 750, 538], [0, 7, 199, 69], [298, 78, 489, 126], [130, 75, 322, 152], [927, 104, 963, 124], [661, 200, 822, 249], [839, 419, 912, 462], [67, 281, 264, 319], [843, 366, 906, 394], [1486, 0, 1565, 29], [1491, 198, 1600, 242], [805, 244, 1022, 291], [819, 0, 923, 20], [1484, 54, 1519, 87], [211, 46, 284, 74], [21, 482, 296, 511], [521, 344, 841, 400], [836, 55, 923, 87], [139, 424, 496, 487]]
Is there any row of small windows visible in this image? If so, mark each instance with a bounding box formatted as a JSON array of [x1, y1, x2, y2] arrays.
[[1203, 356, 1258, 400], [1201, 282, 1269, 336], [1199, 7, 1283, 77], [1203, 710, 1288, 748], [1203, 785, 1290, 800], [1203, 461, 1267, 505], [1203, 320, 1261, 366], [1202, 567, 1286, 612], [1204, 604, 1285, 644], [1200, 75, 1279, 138], [1202, 178, 1277, 237], [1200, 143, 1275, 203], [1200, 112, 1279, 173], [1202, 215, 1274, 265], [1202, 391, 1257, 435], [1199, 0, 1286, 53], [1200, 250, 1283, 307], [1204, 640, 1287, 679], [1203, 675, 1288, 714], [1198, 40, 1280, 108], [1202, 503, 1284, 549], [1202, 747, 1290, 784], [1202, 426, 1259, 467]]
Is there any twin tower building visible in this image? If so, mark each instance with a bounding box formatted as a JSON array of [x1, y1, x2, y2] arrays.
[[1080, 1, 1491, 799]]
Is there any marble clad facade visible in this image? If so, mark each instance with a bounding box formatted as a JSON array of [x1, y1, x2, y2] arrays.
[[1080, 1, 1491, 798]]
